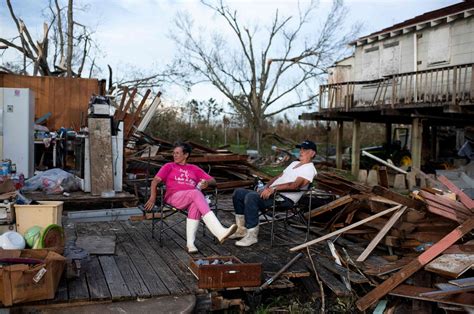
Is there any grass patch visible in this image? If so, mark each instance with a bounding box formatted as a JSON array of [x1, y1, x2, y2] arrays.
[[259, 165, 285, 177]]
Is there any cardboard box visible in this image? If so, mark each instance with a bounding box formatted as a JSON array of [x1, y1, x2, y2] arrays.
[[15, 201, 63, 235], [0, 249, 65, 306], [190, 256, 261, 289]]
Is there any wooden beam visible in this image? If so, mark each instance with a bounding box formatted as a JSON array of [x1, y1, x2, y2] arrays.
[[420, 283, 474, 297], [304, 195, 353, 219], [356, 206, 407, 262], [291, 205, 402, 252], [389, 285, 474, 308], [351, 120, 360, 177], [448, 277, 474, 287], [419, 190, 471, 216], [355, 218, 474, 311], [426, 204, 467, 223], [437, 175, 474, 211], [117, 88, 137, 121], [372, 186, 423, 209], [411, 118, 422, 170], [336, 121, 343, 169]]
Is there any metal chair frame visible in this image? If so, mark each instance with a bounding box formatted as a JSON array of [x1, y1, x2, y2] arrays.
[[153, 185, 218, 247], [259, 184, 313, 247]]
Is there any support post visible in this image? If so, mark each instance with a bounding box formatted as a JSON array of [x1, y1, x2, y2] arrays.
[[385, 122, 392, 159], [351, 120, 361, 177], [336, 121, 344, 169], [411, 118, 422, 170]]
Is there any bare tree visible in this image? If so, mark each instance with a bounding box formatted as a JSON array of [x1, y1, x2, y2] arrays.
[[172, 0, 360, 151], [0, 0, 99, 77]]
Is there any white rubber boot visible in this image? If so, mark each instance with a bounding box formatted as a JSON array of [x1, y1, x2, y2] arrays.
[[202, 212, 237, 244], [235, 226, 259, 247], [186, 218, 199, 253], [229, 214, 247, 239]]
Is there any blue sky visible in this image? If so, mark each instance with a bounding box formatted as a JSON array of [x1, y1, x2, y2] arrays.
[[0, 0, 461, 114]]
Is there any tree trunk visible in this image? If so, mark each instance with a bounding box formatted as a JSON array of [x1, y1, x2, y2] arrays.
[[66, 0, 73, 77]]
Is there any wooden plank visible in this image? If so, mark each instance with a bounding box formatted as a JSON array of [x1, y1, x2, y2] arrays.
[[67, 271, 90, 302], [449, 277, 474, 288], [419, 190, 471, 216], [124, 89, 151, 138], [89, 118, 114, 195], [426, 204, 467, 223], [76, 235, 116, 255], [117, 86, 128, 112], [108, 222, 151, 298], [132, 222, 197, 292], [355, 218, 474, 311], [304, 195, 353, 219], [314, 263, 352, 297], [313, 255, 368, 284], [124, 225, 187, 294], [85, 256, 112, 301], [112, 231, 169, 296], [98, 255, 132, 300], [371, 186, 423, 209], [116, 88, 137, 120], [291, 205, 402, 252], [425, 254, 474, 278], [438, 175, 474, 211], [357, 206, 407, 262], [378, 167, 389, 188], [389, 285, 474, 308], [420, 283, 474, 297], [52, 273, 68, 303], [444, 244, 474, 254], [368, 196, 401, 206]]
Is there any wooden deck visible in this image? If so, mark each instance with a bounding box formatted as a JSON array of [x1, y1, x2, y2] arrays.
[[24, 197, 312, 309]]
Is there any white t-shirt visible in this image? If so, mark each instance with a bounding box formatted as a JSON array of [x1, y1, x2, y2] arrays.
[[270, 161, 317, 203]]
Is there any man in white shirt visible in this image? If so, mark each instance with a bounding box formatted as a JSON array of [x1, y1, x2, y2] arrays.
[[231, 140, 318, 246]]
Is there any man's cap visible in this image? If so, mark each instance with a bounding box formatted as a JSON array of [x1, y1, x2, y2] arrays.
[[296, 140, 317, 152]]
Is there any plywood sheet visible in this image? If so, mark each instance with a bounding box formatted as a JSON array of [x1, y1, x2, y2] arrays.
[[425, 254, 474, 278], [89, 118, 114, 195]]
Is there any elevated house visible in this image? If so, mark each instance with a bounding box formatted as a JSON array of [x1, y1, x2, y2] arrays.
[[301, 1, 474, 175]]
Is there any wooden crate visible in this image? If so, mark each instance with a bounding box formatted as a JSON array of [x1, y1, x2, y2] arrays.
[[189, 256, 261, 289]]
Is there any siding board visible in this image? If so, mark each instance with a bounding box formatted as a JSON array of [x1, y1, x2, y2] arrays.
[[0, 74, 99, 130]]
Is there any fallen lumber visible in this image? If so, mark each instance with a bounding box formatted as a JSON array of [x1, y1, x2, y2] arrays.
[[389, 285, 474, 308], [355, 218, 474, 311], [304, 195, 353, 219], [449, 277, 474, 287], [425, 253, 474, 278], [426, 204, 467, 223], [361, 150, 407, 174], [372, 186, 423, 209], [356, 206, 407, 262], [419, 190, 471, 216], [437, 175, 474, 211], [290, 205, 402, 252], [420, 283, 474, 297]]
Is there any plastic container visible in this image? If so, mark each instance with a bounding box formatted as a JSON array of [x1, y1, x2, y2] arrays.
[[0, 161, 11, 176], [15, 201, 63, 235]]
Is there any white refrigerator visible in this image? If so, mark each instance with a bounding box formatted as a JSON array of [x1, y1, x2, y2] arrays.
[[0, 88, 35, 178]]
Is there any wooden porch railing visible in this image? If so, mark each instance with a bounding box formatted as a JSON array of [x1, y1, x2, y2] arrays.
[[319, 63, 474, 111]]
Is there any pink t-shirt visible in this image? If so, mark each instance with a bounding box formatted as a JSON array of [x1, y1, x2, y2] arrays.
[[155, 162, 213, 201]]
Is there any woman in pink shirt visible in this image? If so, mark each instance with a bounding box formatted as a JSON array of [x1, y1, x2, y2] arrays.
[[145, 142, 236, 253]]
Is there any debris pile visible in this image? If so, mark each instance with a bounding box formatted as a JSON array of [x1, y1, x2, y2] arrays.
[[289, 170, 473, 312]]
